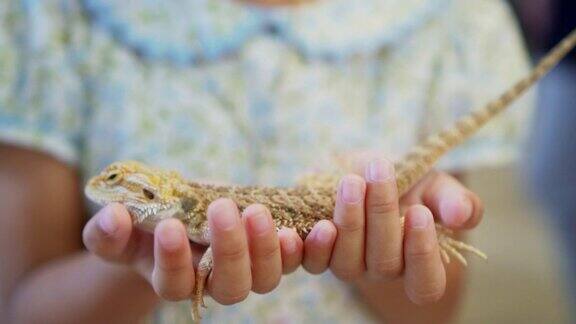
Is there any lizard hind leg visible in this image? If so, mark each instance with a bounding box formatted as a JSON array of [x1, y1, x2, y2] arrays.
[[191, 247, 213, 323], [435, 225, 487, 266]]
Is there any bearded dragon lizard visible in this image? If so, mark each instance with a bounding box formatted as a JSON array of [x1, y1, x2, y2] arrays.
[[85, 28, 576, 322]]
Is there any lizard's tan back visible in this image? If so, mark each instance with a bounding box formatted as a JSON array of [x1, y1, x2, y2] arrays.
[[132, 26, 576, 249], [87, 28, 576, 247], [179, 182, 335, 238]]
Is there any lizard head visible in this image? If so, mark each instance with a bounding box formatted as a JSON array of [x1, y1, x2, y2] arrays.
[[85, 161, 188, 227]]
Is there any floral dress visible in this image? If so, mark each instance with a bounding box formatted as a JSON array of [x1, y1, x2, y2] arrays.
[[0, 0, 534, 322]]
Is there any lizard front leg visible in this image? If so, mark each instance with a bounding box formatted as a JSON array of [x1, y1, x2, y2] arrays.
[[191, 247, 213, 322]]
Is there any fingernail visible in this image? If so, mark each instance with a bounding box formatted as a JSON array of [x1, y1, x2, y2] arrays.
[[340, 176, 363, 204], [312, 221, 333, 245], [439, 195, 472, 227], [366, 158, 394, 182], [410, 207, 431, 229], [246, 206, 271, 235], [99, 206, 118, 234], [209, 200, 238, 231], [158, 221, 183, 251]]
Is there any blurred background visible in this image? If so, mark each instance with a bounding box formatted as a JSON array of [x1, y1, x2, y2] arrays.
[[457, 1, 576, 323], [0, 1, 574, 323]]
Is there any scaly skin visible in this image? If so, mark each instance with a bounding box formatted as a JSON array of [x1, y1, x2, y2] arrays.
[[85, 28, 576, 323], [85, 161, 483, 259]]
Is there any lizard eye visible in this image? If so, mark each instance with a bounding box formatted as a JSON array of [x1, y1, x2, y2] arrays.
[[142, 188, 155, 200], [105, 173, 121, 183]]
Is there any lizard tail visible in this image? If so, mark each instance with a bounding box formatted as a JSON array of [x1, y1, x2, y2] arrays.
[[395, 28, 576, 195]]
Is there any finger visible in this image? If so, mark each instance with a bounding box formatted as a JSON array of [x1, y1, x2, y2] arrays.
[[421, 173, 483, 229], [330, 174, 366, 282], [303, 220, 337, 274], [83, 203, 141, 263], [242, 204, 282, 294], [207, 198, 251, 305], [278, 227, 303, 274], [151, 219, 194, 301], [404, 205, 446, 305], [364, 159, 403, 279]]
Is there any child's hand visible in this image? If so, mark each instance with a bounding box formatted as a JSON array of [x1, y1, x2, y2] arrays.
[[301, 156, 483, 305], [82, 200, 298, 305], [82, 155, 483, 307]]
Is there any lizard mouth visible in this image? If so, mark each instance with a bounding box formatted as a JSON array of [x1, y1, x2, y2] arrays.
[[84, 184, 123, 206]]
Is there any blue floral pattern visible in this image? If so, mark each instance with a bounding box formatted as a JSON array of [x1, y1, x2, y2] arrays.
[[0, 0, 534, 322]]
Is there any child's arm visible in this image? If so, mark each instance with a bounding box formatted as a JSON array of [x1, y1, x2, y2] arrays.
[[0, 144, 159, 323]]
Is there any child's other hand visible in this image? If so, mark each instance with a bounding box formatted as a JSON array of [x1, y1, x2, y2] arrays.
[[82, 200, 299, 305], [301, 154, 483, 305]]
